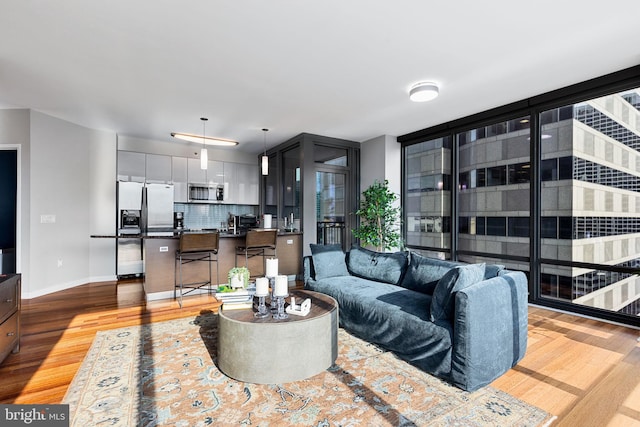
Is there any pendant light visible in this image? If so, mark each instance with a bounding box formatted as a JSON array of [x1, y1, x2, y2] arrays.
[[200, 117, 208, 170], [261, 128, 269, 175]]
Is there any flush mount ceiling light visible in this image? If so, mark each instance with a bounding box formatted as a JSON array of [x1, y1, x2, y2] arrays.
[[409, 82, 439, 102]]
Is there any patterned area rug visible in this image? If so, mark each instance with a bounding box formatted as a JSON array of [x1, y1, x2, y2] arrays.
[[63, 312, 555, 426]]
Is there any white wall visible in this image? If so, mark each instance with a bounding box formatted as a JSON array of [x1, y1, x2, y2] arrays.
[[0, 109, 117, 298], [27, 112, 117, 297]]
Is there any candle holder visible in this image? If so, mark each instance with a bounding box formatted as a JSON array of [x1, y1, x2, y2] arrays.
[[272, 293, 289, 320], [269, 277, 278, 312], [254, 295, 269, 318]]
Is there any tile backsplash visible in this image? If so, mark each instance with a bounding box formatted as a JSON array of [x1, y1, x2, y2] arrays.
[[174, 203, 259, 230]]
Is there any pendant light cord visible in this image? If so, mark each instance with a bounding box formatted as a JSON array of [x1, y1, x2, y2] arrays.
[[201, 117, 208, 146]]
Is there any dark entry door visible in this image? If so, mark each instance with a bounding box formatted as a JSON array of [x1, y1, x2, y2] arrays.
[[0, 149, 17, 274]]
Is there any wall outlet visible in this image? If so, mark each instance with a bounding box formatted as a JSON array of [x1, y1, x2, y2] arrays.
[[57, 259, 63, 267], [41, 214, 56, 224], [287, 239, 293, 245]]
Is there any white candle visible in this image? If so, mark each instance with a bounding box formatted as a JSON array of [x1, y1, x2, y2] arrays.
[[274, 275, 288, 296], [255, 277, 269, 297], [266, 258, 278, 278]]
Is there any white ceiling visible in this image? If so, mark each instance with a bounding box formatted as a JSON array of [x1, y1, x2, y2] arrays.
[[1, 1, 639, 154]]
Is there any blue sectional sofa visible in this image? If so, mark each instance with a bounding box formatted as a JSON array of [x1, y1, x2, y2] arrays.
[[303, 244, 529, 391]]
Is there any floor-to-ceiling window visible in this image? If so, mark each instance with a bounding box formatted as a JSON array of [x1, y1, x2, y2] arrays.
[[539, 92, 640, 318], [404, 136, 452, 258], [400, 65, 640, 326], [456, 116, 531, 274]]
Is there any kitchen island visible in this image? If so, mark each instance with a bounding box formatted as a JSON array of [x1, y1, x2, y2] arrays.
[[91, 230, 302, 301]]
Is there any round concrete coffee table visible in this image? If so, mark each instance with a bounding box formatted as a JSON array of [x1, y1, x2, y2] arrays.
[[217, 289, 338, 384]]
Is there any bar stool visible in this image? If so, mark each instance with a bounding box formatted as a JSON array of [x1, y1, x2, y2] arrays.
[[235, 229, 277, 276], [174, 231, 219, 307]]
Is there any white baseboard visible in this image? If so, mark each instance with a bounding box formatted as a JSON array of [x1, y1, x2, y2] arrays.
[[90, 275, 118, 283], [145, 290, 176, 302], [21, 275, 118, 299], [145, 288, 212, 302], [22, 278, 87, 299]]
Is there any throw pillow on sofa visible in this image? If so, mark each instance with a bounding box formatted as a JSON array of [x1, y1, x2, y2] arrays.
[[400, 252, 463, 295], [310, 244, 349, 280], [430, 263, 486, 322], [484, 264, 505, 279], [347, 246, 408, 285]]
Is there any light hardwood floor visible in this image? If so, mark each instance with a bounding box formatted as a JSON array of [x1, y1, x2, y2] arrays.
[[0, 280, 638, 426]]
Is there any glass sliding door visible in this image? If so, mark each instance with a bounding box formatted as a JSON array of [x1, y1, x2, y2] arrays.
[[316, 171, 347, 250], [540, 89, 640, 319]]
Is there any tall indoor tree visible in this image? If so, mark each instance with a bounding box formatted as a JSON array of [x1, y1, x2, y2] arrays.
[[352, 179, 402, 252]]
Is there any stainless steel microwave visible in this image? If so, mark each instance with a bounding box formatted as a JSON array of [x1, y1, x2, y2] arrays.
[[188, 183, 227, 203]]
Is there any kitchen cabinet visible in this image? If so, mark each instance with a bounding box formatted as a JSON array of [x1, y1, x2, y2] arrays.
[[235, 163, 259, 205], [207, 160, 224, 187], [187, 158, 207, 184], [117, 150, 259, 210], [117, 151, 146, 182], [172, 157, 188, 202], [223, 162, 237, 204], [0, 274, 20, 365], [146, 154, 172, 183]]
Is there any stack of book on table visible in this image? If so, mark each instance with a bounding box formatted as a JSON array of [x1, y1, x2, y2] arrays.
[[215, 287, 256, 311]]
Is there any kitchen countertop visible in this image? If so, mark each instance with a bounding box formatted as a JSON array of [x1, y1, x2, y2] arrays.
[[91, 229, 302, 239]]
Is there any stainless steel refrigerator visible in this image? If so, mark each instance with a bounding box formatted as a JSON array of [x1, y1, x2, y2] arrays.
[[143, 183, 175, 230], [117, 181, 144, 277]]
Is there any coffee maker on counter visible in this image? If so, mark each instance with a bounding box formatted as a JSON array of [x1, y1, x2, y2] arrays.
[[174, 212, 184, 230]]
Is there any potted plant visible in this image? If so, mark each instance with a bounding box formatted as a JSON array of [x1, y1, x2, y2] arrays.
[[227, 267, 250, 289], [352, 179, 402, 252]]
